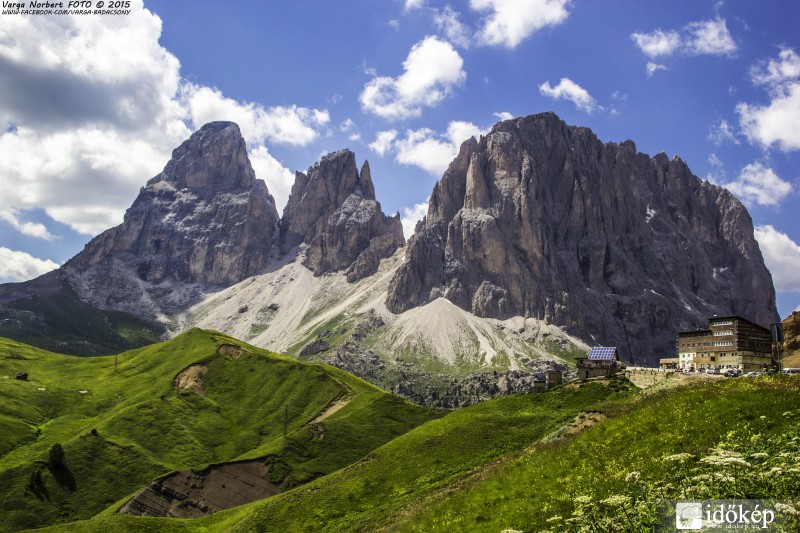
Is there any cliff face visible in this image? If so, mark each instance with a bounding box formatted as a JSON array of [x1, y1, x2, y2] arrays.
[[386, 113, 779, 364], [280, 149, 404, 282], [63, 122, 281, 316]]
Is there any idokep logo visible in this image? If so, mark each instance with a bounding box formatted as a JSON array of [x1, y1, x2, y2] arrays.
[[675, 501, 703, 529], [670, 500, 780, 530]]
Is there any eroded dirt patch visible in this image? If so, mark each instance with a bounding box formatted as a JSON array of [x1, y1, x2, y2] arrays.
[[119, 460, 281, 518], [310, 395, 353, 424], [174, 365, 207, 397], [216, 343, 247, 359]]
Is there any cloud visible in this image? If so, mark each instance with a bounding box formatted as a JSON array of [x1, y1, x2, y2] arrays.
[[737, 48, 800, 152], [369, 130, 399, 156], [0, 209, 54, 240], [630, 29, 681, 58], [754, 225, 800, 293], [708, 118, 739, 146], [470, 0, 571, 49], [684, 18, 736, 56], [646, 62, 667, 77], [0, 1, 326, 235], [400, 200, 429, 239], [360, 36, 466, 120], [494, 111, 514, 121], [630, 18, 736, 74], [249, 145, 295, 212], [395, 121, 485, 176], [0, 247, 59, 283], [405, 0, 424, 10], [749, 48, 800, 87], [182, 85, 329, 147], [538, 78, 601, 113], [432, 6, 472, 49], [722, 162, 793, 206]]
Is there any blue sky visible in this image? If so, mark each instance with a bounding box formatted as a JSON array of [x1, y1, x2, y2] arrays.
[[0, 0, 799, 317]]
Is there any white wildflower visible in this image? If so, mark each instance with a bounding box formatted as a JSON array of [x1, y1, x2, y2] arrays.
[[775, 503, 800, 516], [602, 495, 631, 506], [750, 452, 769, 459], [664, 453, 695, 463], [625, 471, 641, 482]]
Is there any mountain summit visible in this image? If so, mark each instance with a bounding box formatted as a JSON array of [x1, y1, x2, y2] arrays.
[[64, 122, 281, 317], [386, 113, 778, 363], [280, 149, 404, 281]]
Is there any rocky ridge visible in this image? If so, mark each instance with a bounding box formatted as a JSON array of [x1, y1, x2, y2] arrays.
[[387, 112, 779, 364], [63, 122, 281, 318], [280, 149, 404, 281]]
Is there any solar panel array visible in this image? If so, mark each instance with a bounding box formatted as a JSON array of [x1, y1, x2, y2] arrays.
[[588, 347, 617, 360]]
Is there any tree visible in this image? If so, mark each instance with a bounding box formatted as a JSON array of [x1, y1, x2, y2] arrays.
[[48, 443, 65, 469]]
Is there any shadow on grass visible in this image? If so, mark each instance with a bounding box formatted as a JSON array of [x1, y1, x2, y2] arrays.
[[49, 465, 77, 492], [28, 470, 50, 501]]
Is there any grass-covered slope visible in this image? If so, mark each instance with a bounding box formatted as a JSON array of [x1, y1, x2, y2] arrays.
[[0, 330, 436, 532], [51, 376, 800, 532], [395, 377, 800, 532], [0, 273, 163, 355], [46, 378, 634, 532]]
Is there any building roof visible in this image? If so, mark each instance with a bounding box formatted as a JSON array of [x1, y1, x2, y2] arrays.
[[588, 347, 618, 361]]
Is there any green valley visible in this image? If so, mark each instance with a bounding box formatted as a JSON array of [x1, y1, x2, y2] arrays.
[[0, 330, 436, 531]]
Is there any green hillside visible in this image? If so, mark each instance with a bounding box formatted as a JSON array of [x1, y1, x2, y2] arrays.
[[0, 274, 163, 355], [0, 330, 436, 532], [48, 375, 800, 532]]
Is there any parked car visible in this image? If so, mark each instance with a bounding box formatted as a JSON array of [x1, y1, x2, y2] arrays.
[[783, 368, 800, 375]]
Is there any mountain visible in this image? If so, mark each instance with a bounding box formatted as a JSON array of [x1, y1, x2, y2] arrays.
[[782, 311, 800, 367], [280, 149, 404, 282], [63, 121, 281, 320], [0, 113, 781, 383], [387, 113, 779, 364]]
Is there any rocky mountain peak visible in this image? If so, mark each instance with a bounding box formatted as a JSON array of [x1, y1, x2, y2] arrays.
[[149, 121, 257, 198], [280, 149, 404, 281], [63, 122, 280, 318], [387, 112, 779, 365]]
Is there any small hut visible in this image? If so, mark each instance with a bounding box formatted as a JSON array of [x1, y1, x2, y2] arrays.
[[575, 347, 624, 380], [15, 372, 28, 381]]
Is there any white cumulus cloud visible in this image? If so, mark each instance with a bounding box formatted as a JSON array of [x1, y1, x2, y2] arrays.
[[0, 247, 60, 283], [646, 62, 667, 77], [539, 78, 601, 114], [708, 118, 739, 146], [630, 29, 681, 58], [0, 209, 54, 240], [0, 1, 327, 235], [400, 200, 429, 240], [754, 225, 800, 293], [737, 48, 800, 152], [182, 85, 328, 147], [684, 18, 736, 56], [494, 111, 514, 121], [360, 36, 466, 121], [722, 162, 793, 207], [630, 18, 736, 74], [432, 6, 472, 49], [395, 121, 485, 176], [369, 130, 399, 157], [470, 0, 571, 49], [249, 146, 295, 213]]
